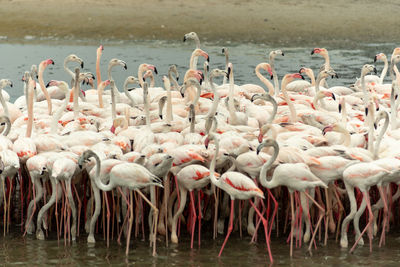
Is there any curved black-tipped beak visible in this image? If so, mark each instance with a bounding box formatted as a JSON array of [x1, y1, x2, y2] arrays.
[[154, 67, 158, 75], [373, 67, 377, 74], [227, 67, 231, 77], [376, 105, 380, 111], [335, 73, 339, 79], [180, 92, 185, 97], [123, 64, 127, 70], [281, 52, 285, 56], [159, 114, 163, 120], [322, 126, 329, 135], [365, 107, 369, 116], [251, 94, 258, 102], [222, 48, 225, 53], [374, 55, 377, 63], [270, 74, 273, 80], [374, 123, 377, 130], [176, 76, 179, 81], [396, 95, 398, 100], [199, 78, 203, 85], [300, 74, 305, 80], [46, 81, 51, 88], [183, 36, 187, 42], [338, 103, 342, 113], [10, 82, 13, 88], [78, 164, 82, 169], [331, 93, 336, 101], [256, 145, 262, 155], [311, 50, 315, 55], [188, 117, 192, 123], [207, 56, 210, 62], [81, 62, 84, 68], [51, 61, 55, 65]]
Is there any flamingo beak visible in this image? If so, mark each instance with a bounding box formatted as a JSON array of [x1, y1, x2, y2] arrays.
[[204, 137, 209, 149], [154, 67, 158, 74], [374, 55, 377, 63], [110, 125, 116, 134], [331, 93, 336, 101], [183, 36, 187, 42], [258, 132, 263, 143], [338, 103, 342, 113], [311, 49, 315, 55], [10, 82, 13, 88], [373, 67, 377, 74], [81, 62, 84, 68]]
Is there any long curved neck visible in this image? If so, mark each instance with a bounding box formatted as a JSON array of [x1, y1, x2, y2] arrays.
[[98, 82, 106, 108], [26, 79, 35, 138], [0, 116, 10, 136], [138, 65, 146, 88], [266, 97, 277, 124], [209, 138, 220, 187], [73, 69, 80, 120], [308, 70, 316, 86], [281, 77, 297, 123], [166, 84, 173, 124], [143, 84, 151, 128], [190, 109, 195, 133], [63, 59, 74, 87], [168, 70, 180, 90], [96, 52, 102, 87], [0, 88, 8, 118], [361, 71, 369, 107], [255, 64, 275, 96], [206, 75, 220, 118], [390, 84, 397, 130], [38, 64, 52, 115], [123, 80, 136, 107], [223, 51, 229, 85], [367, 103, 375, 153], [380, 58, 388, 84], [322, 52, 330, 69], [51, 87, 69, 134], [228, 70, 238, 124], [91, 152, 113, 191], [259, 142, 279, 188], [269, 57, 279, 97], [189, 51, 200, 70], [374, 113, 389, 159], [110, 81, 117, 120]]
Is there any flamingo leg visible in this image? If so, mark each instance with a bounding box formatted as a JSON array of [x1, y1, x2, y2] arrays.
[[289, 192, 294, 257], [189, 191, 196, 249], [218, 199, 234, 257], [198, 190, 202, 247], [378, 185, 388, 247], [350, 191, 374, 253], [304, 190, 325, 255], [125, 191, 134, 256]]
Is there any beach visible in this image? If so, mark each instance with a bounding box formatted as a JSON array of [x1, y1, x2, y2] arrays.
[[0, 0, 397, 45]]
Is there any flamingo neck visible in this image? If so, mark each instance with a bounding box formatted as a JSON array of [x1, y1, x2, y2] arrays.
[[26, 79, 35, 138], [38, 64, 52, 115], [63, 59, 74, 87], [228, 71, 238, 125], [223, 51, 229, 85], [255, 64, 275, 95], [0, 89, 9, 118], [374, 112, 389, 159], [259, 142, 279, 188], [269, 57, 279, 97], [138, 65, 146, 88], [165, 80, 173, 123], [98, 82, 106, 108], [390, 85, 397, 130], [96, 52, 102, 87], [51, 87, 69, 134], [380, 58, 388, 84], [123, 80, 135, 107], [207, 75, 220, 118], [308, 70, 316, 86], [281, 78, 297, 123], [209, 137, 220, 188]]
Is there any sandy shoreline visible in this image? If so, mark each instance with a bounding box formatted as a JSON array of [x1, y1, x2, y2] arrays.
[[0, 0, 398, 45]]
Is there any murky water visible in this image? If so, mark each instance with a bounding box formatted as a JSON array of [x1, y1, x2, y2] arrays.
[[1, 40, 400, 266], [0, 40, 397, 102]]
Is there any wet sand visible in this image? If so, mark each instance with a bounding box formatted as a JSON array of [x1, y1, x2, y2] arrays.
[[0, 0, 398, 45]]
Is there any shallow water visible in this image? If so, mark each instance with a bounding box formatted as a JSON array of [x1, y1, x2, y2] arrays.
[[1, 40, 400, 266], [0, 40, 397, 102]]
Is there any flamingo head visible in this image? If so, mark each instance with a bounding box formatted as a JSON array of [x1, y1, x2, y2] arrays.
[[183, 32, 198, 42], [0, 79, 12, 88], [322, 125, 335, 135], [97, 45, 104, 55], [194, 48, 209, 62], [374, 53, 386, 62], [286, 73, 304, 81], [311, 48, 327, 55], [392, 47, 400, 57], [260, 63, 273, 78], [42, 59, 54, 67], [145, 64, 157, 74]]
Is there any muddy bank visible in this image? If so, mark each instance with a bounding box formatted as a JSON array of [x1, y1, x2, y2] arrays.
[[0, 0, 398, 45]]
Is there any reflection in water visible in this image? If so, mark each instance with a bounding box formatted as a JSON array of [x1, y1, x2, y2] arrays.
[[2, 227, 400, 266]]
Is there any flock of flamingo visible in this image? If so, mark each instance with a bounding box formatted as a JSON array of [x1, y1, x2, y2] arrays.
[[0, 32, 400, 264]]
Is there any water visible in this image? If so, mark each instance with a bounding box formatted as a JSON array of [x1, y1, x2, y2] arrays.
[[0, 40, 397, 102], [1, 40, 400, 266]]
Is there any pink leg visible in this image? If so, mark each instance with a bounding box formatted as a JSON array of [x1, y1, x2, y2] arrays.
[[189, 191, 196, 249], [250, 199, 274, 264], [378, 186, 388, 247], [218, 199, 234, 257], [350, 191, 374, 253], [198, 190, 202, 247], [289, 192, 295, 257]]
